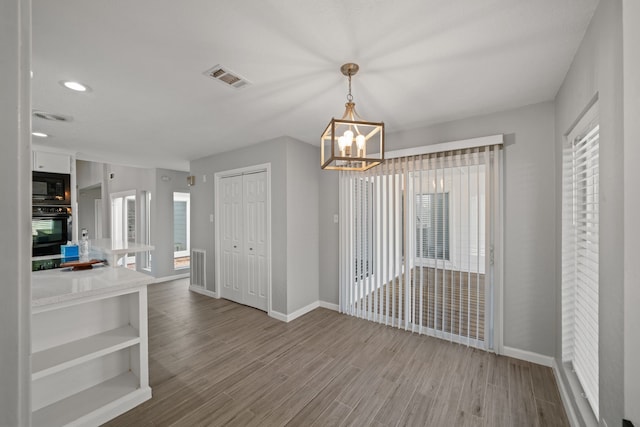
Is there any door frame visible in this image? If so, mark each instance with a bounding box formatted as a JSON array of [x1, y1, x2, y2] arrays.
[[214, 163, 272, 315], [110, 189, 137, 267]]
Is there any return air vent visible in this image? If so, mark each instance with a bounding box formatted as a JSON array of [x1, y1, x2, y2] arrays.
[[203, 65, 251, 89], [33, 110, 72, 122]]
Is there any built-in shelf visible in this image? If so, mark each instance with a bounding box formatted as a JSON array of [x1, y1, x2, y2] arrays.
[[31, 269, 151, 426], [32, 325, 140, 380], [32, 372, 150, 427]]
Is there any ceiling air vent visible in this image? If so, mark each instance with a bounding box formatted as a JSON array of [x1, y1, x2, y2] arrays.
[[203, 65, 251, 89], [33, 110, 72, 122]]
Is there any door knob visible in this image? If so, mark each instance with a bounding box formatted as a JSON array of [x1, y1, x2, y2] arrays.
[[233, 245, 237, 248], [250, 248, 253, 251]]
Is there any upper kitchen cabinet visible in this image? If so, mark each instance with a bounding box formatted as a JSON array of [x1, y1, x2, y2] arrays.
[[33, 151, 71, 174]]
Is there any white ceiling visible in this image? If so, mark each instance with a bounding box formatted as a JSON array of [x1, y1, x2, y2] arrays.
[[32, 0, 598, 171]]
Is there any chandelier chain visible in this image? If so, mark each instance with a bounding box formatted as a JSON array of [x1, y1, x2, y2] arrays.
[[347, 73, 353, 102]]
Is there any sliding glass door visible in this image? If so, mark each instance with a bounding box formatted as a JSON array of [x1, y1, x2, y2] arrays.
[[339, 145, 502, 350]]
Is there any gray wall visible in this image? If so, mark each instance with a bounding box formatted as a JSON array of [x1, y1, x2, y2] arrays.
[[319, 101, 557, 357], [86, 162, 189, 279], [286, 140, 320, 312], [76, 159, 104, 189], [553, 1, 624, 425], [319, 171, 339, 305], [105, 162, 155, 244], [153, 168, 190, 278], [623, 2, 640, 424], [190, 136, 320, 316], [0, 0, 31, 424], [190, 137, 289, 313], [77, 186, 102, 240]]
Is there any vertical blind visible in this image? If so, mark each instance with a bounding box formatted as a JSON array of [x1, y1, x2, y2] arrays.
[[339, 145, 502, 350], [562, 108, 599, 419]]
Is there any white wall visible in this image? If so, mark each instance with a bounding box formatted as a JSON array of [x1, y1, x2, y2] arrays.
[[0, 0, 31, 424], [319, 101, 557, 357], [623, 1, 640, 425], [554, 1, 624, 425]]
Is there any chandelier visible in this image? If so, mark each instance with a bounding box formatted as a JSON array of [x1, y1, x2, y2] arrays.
[[321, 63, 384, 171]]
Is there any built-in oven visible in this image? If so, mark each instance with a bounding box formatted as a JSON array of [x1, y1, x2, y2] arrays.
[[32, 171, 71, 205], [32, 206, 72, 256]]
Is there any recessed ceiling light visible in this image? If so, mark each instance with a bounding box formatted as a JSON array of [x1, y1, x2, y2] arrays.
[[61, 81, 90, 92], [32, 132, 49, 138]]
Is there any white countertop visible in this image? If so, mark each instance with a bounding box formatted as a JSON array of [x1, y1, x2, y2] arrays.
[[32, 266, 152, 309]]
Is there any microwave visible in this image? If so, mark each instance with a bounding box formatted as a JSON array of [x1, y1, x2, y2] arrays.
[[32, 171, 71, 205]]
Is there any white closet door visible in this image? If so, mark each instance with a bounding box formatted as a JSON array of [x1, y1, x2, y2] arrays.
[[220, 175, 243, 304], [244, 172, 268, 311], [219, 171, 268, 311]]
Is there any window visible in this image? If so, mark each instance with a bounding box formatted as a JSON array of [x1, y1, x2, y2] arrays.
[[409, 165, 484, 273], [415, 192, 449, 260], [562, 102, 599, 420]]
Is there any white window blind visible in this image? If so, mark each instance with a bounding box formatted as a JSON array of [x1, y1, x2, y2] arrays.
[[339, 145, 502, 350], [562, 104, 599, 420]]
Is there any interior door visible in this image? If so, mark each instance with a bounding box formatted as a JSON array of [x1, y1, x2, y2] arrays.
[[244, 172, 268, 311], [220, 175, 243, 304]]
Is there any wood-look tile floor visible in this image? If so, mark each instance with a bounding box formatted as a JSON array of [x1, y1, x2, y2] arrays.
[[105, 279, 568, 427]]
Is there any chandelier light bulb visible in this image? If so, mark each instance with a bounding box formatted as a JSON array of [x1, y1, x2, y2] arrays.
[[356, 134, 365, 149], [338, 135, 348, 151], [344, 130, 354, 142]]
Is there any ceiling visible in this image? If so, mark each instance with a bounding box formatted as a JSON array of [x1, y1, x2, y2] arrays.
[[31, 0, 598, 171]]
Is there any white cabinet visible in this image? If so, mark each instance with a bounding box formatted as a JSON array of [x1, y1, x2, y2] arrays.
[[33, 151, 71, 174], [31, 284, 151, 427]]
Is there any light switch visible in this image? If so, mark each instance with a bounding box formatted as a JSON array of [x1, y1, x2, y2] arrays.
[[210, 214, 214, 223], [202, 175, 207, 183], [333, 214, 339, 223]]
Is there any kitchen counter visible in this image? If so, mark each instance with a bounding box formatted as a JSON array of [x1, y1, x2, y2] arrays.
[[32, 265, 152, 308], [31, 265, 152, 426]]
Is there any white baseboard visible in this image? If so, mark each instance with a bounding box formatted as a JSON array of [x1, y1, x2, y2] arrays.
[[268, 310, 288, 322], [319, 301, 339, 311], [552, 359, 580, 427], [189, 286, 217, 298], [269, 301, 321, 323], [79, 386, 151, 427], [502, 346, 554, 367], [151, 273, 189, 284]]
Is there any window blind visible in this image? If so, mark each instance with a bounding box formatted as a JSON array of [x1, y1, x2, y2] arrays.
[[339, 145, 502, 350], [562, 107, 599, 420]]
